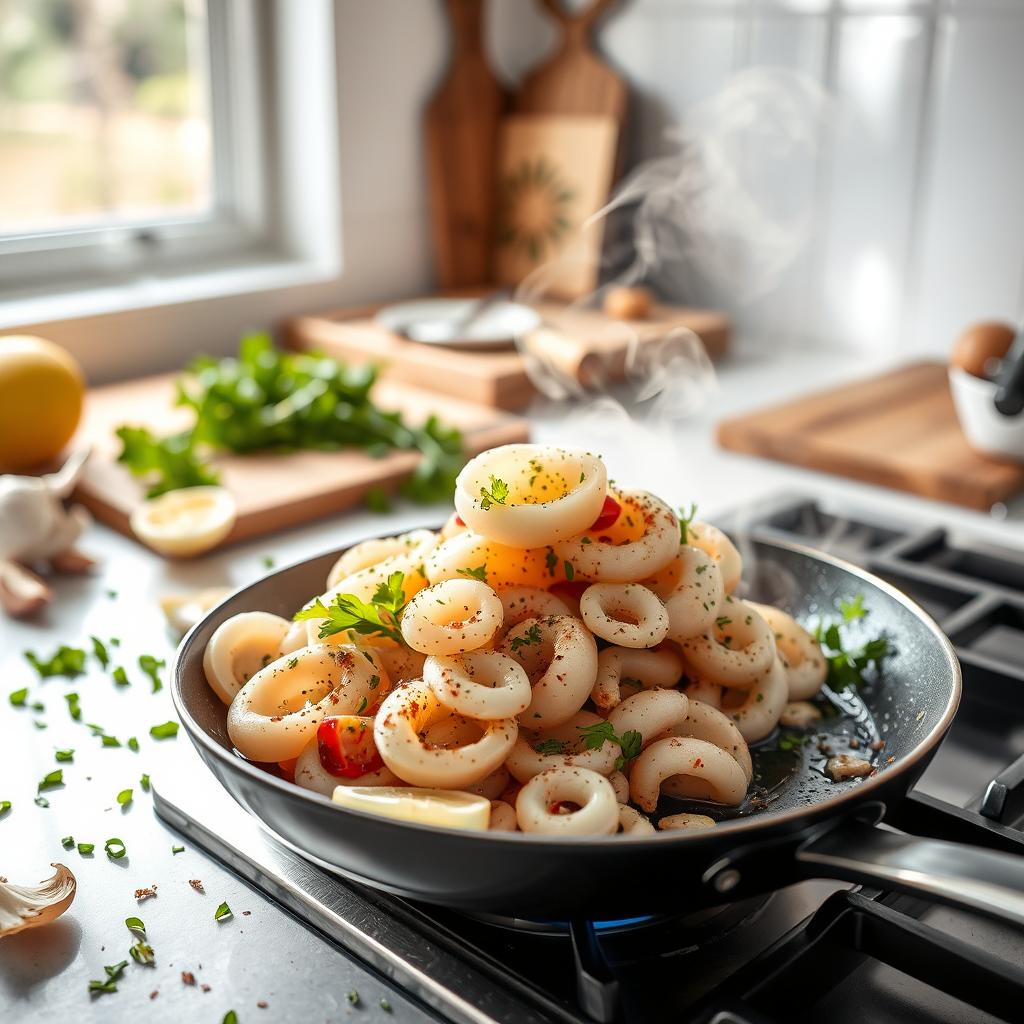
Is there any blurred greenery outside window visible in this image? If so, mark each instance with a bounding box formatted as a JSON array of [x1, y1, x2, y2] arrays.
[[0, 0, 212, 236]]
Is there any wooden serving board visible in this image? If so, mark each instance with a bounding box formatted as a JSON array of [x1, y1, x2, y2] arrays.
[[716, 360, 1024, 511], [72, 373, 529, 549], [286, 297, 730, 411]]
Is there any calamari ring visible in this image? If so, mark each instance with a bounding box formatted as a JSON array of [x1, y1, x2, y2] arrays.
[[607, 689, 690, 754], [608, 770, 630, 803], [658, 813, 716, 831], [684, 679, 723, 708], [326, 529, 437, 589], [293, 734, 400, 796], [279, 620, 309, 656], [489, 800, 518, 831], [506, 710, 619, 783], [204, 611, 292, 705], [618, 805, 656, 835], [680, 599, 776, 688], [592, 646, 684, 710], [688, 521, 742, 594], [426, 530, 563, 591], [515, 767, 619, 836], [497, 587, 572, 637], [423, 651, 532, 720], [645, 545, 725, 640], [499, 615, 598, 728], [629, 736, 748, 812], [465, 766, 511, 802], [553, 490, 679, 582], [579, 583, 669, 648], [726, 657, 789, 742], [363, 642, 426, 688], [439, 511, 470, 541], [747, 602, 827, 700], [400, 579, 504, 655], [455, 444, 608, 549], [227, 645, 383, 762], [373, 681, 517, 789], [659, 699, 752, 783]]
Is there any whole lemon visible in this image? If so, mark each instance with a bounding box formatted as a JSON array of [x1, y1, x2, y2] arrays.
[[0, 335, 85, 472]]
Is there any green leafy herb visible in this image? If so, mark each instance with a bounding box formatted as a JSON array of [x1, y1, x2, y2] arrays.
[[104, 837, 127, 860], [261, 555, 275, 569], [814, 596, 892, 691], [61, 835, 74, 849], [678, 502, 698, 544], [356, 696, 368, 714], [55, 748, 74, 762], [127, 736, 139, 752], [140, 773, 151, 792], [0, 800, 10, 814], [88, 959, 128, 995], [129, 938, 155, 966], [223, 1013, 239, 1024], [533, 738, 568, 755], [118, 334, 464, 504], [101, 735, 121, 748], [65, 692, 82, 720], [138, 654, 165, 693], [112, 666, 129, 687], [214, 901, 232, 921], [347, 990, 361, 1006], [457, 564, 488, 583], [77, 842, 95, 855], [116, 789, 133, 807], [172, 845, 185, 854], [840, 593, 867, 623], [563, 560, 575, 582], [715, 616, 732, 629], [38, 769, 64, 792], [478, 475, 509, 510], [544, 548, 558, 577], [34, 795, 49, 808], [90, 635, 110, 668], [33, 719, 47, 730], [510, 623, 543, 652], [149, 721, 179, 740], [380, 997, 392, 1012], [106, 589, 118, 599], [24, 644, 87, 678], [295, 571, 408, 644], [125, 916, 146, 932], [9, 687, 28, 707], [577, 721, 643, 770]]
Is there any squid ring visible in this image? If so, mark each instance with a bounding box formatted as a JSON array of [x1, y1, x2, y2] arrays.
[[684, 679, 724, 708], [687, 521, 742, 594], [454, 444, 608, 549], [293, 733, 400, 796], [500, 615, 598, 728], [618, 805, 656, 835], [227, 645, 382, 762], [747, 602, 827, 700], [680, 599, 776, 688], [607, 689, 690, 754], [400, 579, 504, 655], [579, 583, 669, 648], [505, 710, 619, 783], [646, 545, 725, 641], [489, 800, 518, 831], [496, 587, 572, 637], [362, 643, 426, 689], [373, 681, 517, 789], [592, 646, 684, 710], [465, 766, 511, 802], [553, 490, 679, 582], [327, 529, 437, 589], [515, 767, 619, 836], [608, 770, 630, 803], [423, 651, 532, 720], [658, 813, 716, 831], [629, 737, 749, 812], [726, 657, 790, 742], [660, 699, 752, 783], [204, 611, 293, 706]]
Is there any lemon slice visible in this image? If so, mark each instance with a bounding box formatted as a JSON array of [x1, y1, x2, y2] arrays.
[[331, 786, 491, 831], [130, 486, 237, 558]]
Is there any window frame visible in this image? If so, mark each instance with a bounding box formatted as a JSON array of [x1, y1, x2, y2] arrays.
[[0, 0, 272, 290]]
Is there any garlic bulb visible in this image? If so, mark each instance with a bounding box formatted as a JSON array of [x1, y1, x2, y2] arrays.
[[0, 863, 77, 937]]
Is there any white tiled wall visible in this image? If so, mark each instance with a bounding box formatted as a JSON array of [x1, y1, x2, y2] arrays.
[[488, 0, 1024, 356]]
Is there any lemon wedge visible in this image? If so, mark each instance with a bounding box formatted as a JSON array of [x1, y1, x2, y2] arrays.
[[130, 486, 237, 558], [331, 786, 491, 831]]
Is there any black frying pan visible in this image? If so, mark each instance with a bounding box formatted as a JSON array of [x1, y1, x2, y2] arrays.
[[171, 536, 1024, 926]]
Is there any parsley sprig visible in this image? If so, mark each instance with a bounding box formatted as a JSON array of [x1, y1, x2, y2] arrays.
[[295, 571, 408, 644], [814, 593, 892, 691], [577, 721, 643, 770], [478, 475, 509, 510], [509, 623, 543, 653], [678, 502, 698, 544]]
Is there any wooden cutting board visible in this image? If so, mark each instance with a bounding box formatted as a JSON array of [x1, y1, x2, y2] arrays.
[[286, 296, 731, 411], [72, 373, 529, 550], [425, 0, 507, 288], [515, 0, 626, 121], [716, 361, 1024, 511]]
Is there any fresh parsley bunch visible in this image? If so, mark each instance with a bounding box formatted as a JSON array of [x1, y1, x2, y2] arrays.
[[295, 571, 409, 644], [814, 593, 893, 691]]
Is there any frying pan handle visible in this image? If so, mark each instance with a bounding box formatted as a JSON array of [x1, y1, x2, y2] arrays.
[[796, 819, 1024, 927]]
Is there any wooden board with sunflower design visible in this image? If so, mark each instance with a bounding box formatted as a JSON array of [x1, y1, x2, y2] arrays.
[[493, 114, 618, 299]]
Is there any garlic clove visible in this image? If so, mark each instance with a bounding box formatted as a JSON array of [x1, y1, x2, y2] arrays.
[[0, 863, 77, 938]]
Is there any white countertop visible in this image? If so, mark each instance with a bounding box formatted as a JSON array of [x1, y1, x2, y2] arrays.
[[2, 347, 1021, 1023]]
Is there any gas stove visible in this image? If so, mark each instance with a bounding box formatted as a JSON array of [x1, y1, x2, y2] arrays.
[[154, 495, 1024, 1024]]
